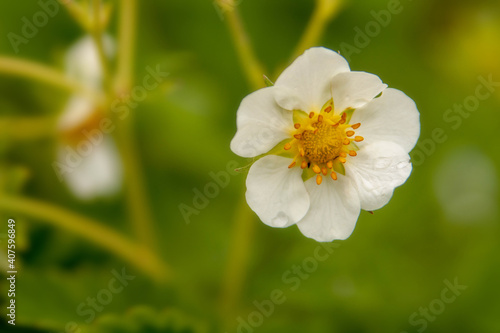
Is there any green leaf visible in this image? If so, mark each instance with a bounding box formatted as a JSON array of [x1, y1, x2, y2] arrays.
[[80, 306, 208, 333], [301, 166, 316, 182], [341, 108, 355, 123], [332, 159, 345, 175], [263, 75, 274, 87]]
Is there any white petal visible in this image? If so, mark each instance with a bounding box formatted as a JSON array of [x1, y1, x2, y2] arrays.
[[246, 155, 310, 228], [65, 34, 115, 89], [330, 71, 387, 112], [57, 95, 95, 131], [58, 137, 123, 200], [350, 88, 420, 152], [231, 87, 293, 158], [346, 141, 412, 211], [297, 176, 360, 242], [274, 47, 350, 112]]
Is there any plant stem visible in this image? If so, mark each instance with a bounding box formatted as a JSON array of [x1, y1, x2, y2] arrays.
[[113, 0, 157, 249], [0, 56, 102, 102], [0, 195, 170, 282], [221, 1, 266, 90], [0, 117, 57, 141], [60, 0, 91, 31], [220, 193, 256, 330], [291, 0, 343, 60], [91, 0, 112, 95], [115, 0, 136, 94], [274, 0, 343, 78]]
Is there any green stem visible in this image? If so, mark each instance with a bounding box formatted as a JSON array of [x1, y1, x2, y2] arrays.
[[0, 56, 102, 102], [60, 0, 91, 31], [0, 117, 57, 141], [0, 195, 170, 282], [91, 0, 112, 95], [220, 193, 256, 330], [275, 0, 343, 77], [221, 0, 266, 90], [113, 0, 157, 249], [115, 0, 137, 94]]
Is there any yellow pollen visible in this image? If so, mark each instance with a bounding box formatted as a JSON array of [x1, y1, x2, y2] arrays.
[[301, 121, 343, 164], [284, 102, 365, 185]]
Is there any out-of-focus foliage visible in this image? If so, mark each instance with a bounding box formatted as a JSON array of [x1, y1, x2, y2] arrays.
[[0, 0, 499, 332]]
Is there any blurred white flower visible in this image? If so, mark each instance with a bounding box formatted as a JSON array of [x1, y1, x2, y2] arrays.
[[231, 47, 420, 242], [55, 35, 123, 200]]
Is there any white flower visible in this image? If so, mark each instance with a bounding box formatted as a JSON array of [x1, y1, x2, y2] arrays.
[[231, 47, 420, 242], [55, 35, 123, 200]]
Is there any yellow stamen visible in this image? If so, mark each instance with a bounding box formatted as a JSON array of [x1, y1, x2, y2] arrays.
[[349, 150, 357, 156], [294, 134, 302, 140], [301, 160, 308, 169], [351, 123, 361, 129], [324, 106, 332, 113], [340, 152, 347, 158], [294, 123, 301, 129], [343, 138, 350, 145], [331, 171, 337, 180], [321, 167, 328, 176], [309, 112, 315, 119], [288, 161, 296, 168], [316, 174, 322, 185], [284, 143, 292, 150], [312, 164, 321, 174], [354, 136, 364, 142], [346, 130, 355, 137], [318, 115, 324, 122], [339, 157, 347, 163], [326, 161, 333, 169]]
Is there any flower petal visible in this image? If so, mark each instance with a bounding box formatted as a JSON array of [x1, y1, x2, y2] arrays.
[[246, 155, 310, 228], [274, 47, 350, 112], [350, 88, 420, 152], [346, 141, 412, 211], [296, 175, 360, 242], [330, 71, 387, 112], [231, 87, 293, 158], [65, 35, 115, 89], [58, 137, 123, 200]]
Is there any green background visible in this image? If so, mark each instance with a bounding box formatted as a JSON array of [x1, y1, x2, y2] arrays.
[[0, 0, 499, 332]]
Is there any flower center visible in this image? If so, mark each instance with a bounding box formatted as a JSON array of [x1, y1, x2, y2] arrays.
[[282, 101, 364, 185], [302, 121, 343, 164]]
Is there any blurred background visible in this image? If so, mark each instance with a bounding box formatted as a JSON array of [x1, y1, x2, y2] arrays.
[[0, 0, 499, 332]]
